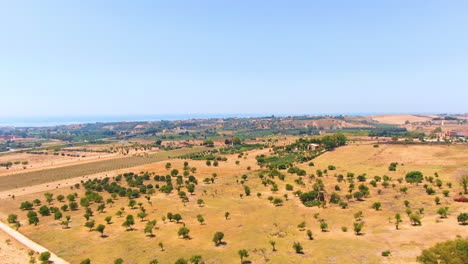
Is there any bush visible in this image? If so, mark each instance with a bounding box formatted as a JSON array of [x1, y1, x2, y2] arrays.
[[417, 237, 467, 264], [381, 251, 391, 257]]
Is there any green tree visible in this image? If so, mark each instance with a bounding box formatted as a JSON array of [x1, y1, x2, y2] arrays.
[[174, 259, 187, 264], [238, 249, 249, 264], [306, 229, 313, 240], [405, 171, 423, 184], [144, 220, 157, 237], [293, 242, 303, 254], [320, 221, 328, 232], [39, 251, 51, 264], [80, 258, 91, 264], [7, 214, 17, 224], [372, 202, 382, 211], [114, 258, 124, 264], [353, 222, 364, 235], [96, 224, 105, 237], [212, 231, 225, 246], [85, 220, 95, 231], [189, 255, 202, 264], [197, 214, 205, 225], [178, 227, 190, 239], [395, 213, 402, 230], [417, 237, 467, 264], [122, 215, 135, 230], [225, 211, 230, 220], [457, 213, 468, 224]]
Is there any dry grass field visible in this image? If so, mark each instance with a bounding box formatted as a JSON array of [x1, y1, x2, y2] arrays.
[[0, 229, 31, 264], [368, 115, 433, 125], [0, 142, 466, 264], [0, 147, 208, 192]]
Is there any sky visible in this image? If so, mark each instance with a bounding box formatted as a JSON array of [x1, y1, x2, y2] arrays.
[[1, 0, 467, 118]]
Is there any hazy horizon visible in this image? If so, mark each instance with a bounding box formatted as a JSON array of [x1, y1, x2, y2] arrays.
[[0, 112, 464, 128]]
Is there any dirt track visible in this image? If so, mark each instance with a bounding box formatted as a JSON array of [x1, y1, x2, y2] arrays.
[[0, 221, 69, 264]]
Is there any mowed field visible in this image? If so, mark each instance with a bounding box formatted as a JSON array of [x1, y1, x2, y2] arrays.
[[0, 143, 467, 264], [0, 147, 208, 192], [368, 114, 433, 125]]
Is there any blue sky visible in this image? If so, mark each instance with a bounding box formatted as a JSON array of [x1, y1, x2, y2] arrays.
[[1, 0, 467, 118]]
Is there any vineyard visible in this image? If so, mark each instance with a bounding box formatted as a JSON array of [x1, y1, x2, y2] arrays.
[[0, 147, 207, 191]]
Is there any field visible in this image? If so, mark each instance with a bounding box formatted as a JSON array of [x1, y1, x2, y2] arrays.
[[368, 115, 433, 125], [0, 141, 466, 264], [0, 147, 208, 192]]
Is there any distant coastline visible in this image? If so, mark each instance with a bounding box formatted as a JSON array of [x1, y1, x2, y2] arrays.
[[0, 112, 445, 128]]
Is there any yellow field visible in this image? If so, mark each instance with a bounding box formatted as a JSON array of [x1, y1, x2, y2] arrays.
[[0, 143, 467, 264]]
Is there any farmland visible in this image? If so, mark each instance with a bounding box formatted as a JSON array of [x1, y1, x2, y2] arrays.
[[0, 138, 466, 264], [0, 147, 208, 192]]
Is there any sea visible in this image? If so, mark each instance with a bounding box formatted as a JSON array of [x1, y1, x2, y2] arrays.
[[0, 112, 433, 128]]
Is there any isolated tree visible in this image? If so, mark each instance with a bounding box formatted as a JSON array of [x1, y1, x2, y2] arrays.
[[437, 207, 448, 218], [149, 259, 158, 264], [269, 240, 276, 251], [122, 215, 135, 230], [85, 220, 95, 231], [197, 214, 205, 225], [457, 213, 468, 224], [178, 227, 190, 239], [293, 242, 303, 254], [39, 251, 51, 264], [114, 258, 124, 264], [189, 255, 202, 264], [197, 199, 204, 207], [409, 213, 422, 226], [306, 229, 313, 240], [7, 214, 17, 224], [96, 224, 106, 237], [353, 222, 364, 235], [404, 200, 410, 207], [372, 202, 382, 211], [144, 220, 157, 237], [320, 221, 328, 232], [158, 242, 164, 251], [138, 211, 148, 221], [297, 221, 306, 231], [238, 249, 249, 264], [213, 231, 225, 245], [105, 216, 112, 224], [225, 212, 230, 220], [395, 213, 402, 230], [173, 214, 182, 223]]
